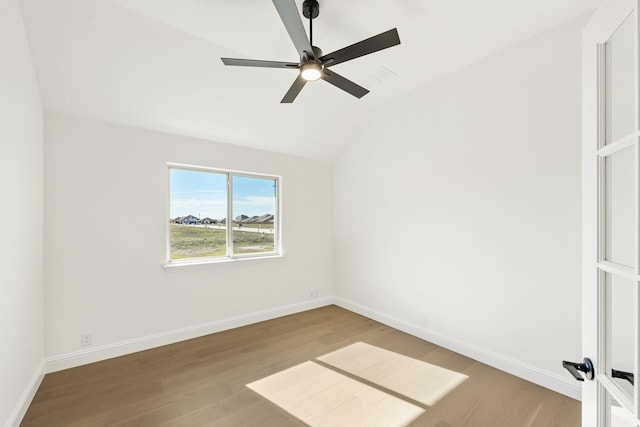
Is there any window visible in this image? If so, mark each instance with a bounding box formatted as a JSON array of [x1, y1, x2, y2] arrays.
[[167, 164, 279, 265]]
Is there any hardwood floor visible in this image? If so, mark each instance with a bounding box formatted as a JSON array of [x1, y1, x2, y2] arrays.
[[21, 306, 579, 426]]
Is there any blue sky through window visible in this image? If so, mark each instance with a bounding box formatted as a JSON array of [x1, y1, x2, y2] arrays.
[[170, 169, 275, 219], [232, 175, 276, 220]]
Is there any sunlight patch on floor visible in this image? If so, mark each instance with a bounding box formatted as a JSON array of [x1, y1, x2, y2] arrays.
[[246, 342, 469, 426], [247, 361, 425, 427], [318, 342, 468, 406]]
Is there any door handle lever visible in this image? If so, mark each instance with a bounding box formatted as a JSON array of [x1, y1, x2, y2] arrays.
[[562, 358, 594, 381], [612, 369, 634, 386]]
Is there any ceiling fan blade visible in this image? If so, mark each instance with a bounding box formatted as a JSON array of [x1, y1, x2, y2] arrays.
[[319, 28, 400, 67], [281, 75, 307, 103], [321, 69, 369, 99], [221, 58, 299, 69], [272, 0, 314, 60]]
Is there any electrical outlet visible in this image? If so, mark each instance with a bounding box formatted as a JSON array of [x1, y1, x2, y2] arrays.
[[81, 332, 93, 347], [309, 290, 319, 298]]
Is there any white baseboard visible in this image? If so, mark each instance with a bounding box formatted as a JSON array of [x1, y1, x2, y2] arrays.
[[5, 360, 45, 427], [45, 297, 334, 373], [334, 297, 582, 401], [41, 296, 580, 402]]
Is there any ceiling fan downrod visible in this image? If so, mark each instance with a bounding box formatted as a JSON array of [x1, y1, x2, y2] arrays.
[[302, 0, 319, 46]]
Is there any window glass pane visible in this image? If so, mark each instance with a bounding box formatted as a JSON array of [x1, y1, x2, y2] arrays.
[[605, 145, 636, 267], [609, 395, 635, 427], [169, 169, 227, 260], [606, 13, 636, 144], [606, 273, 636, 399], [232, 176, 276, 255]]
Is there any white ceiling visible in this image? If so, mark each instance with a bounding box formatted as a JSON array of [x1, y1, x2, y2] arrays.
[[19, 0, 599, 160]]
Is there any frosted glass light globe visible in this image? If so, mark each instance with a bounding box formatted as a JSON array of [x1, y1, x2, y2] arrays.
[[300, 62, 322, 81]]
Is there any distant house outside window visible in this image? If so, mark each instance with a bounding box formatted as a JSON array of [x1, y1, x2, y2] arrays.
[[167, 164, 280, 265]]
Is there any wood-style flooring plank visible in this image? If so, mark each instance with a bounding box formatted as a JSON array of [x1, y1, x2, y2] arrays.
[[21, 305, 579, 427]]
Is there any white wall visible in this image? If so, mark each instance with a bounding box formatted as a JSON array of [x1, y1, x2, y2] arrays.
[[334, 16, 584, 391], [44, 113, 333, 361], [0, 0, 44, 424]]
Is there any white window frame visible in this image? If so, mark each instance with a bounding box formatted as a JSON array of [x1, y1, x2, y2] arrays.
[[165, 163, 281, 268]]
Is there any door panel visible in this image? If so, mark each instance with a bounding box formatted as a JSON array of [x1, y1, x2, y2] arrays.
[[583, 1, 639, 426]]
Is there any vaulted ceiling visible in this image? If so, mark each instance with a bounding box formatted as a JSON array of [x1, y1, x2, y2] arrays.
[[19, 0, 599, 160]]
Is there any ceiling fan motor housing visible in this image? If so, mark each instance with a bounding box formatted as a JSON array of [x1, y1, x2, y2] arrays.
[[302, 0, 319, 19]]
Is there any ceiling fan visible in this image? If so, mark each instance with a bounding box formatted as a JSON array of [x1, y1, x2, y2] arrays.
[[221, 0, 401, 103]]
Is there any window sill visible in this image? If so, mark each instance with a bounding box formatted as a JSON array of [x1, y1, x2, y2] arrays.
[[163, 254, 283, 272]]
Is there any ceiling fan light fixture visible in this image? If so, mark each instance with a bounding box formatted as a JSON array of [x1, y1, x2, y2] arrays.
[[300, 61, 322, 81]]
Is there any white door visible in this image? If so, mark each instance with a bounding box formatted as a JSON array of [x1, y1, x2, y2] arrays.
[[582, 0, 639, 426]]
